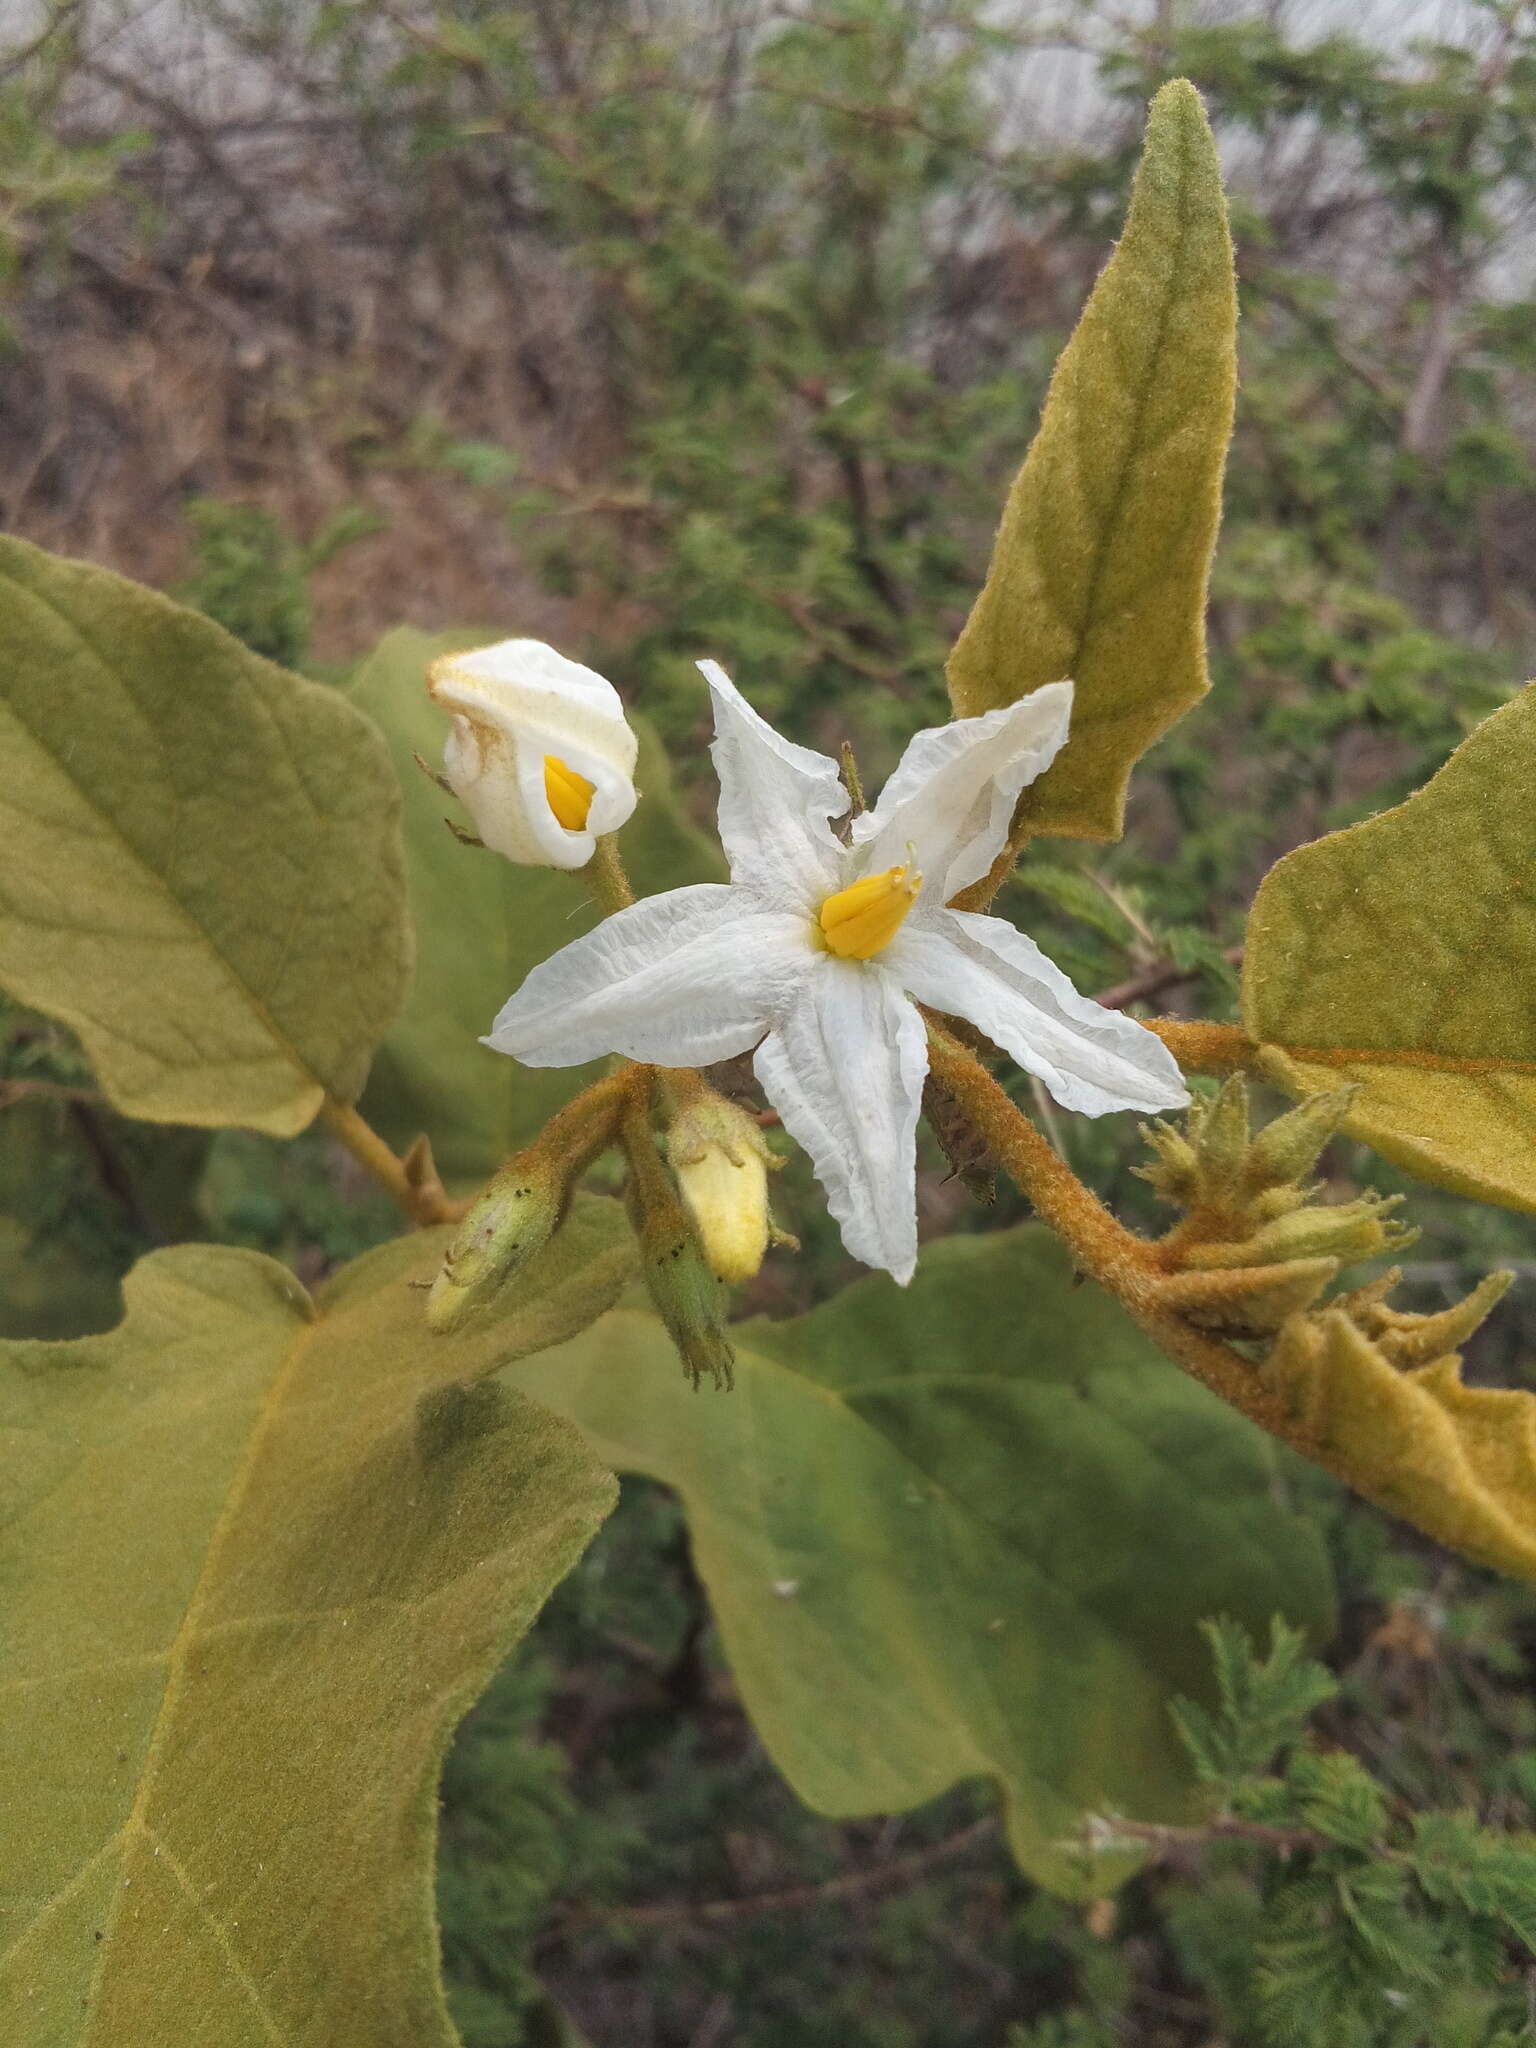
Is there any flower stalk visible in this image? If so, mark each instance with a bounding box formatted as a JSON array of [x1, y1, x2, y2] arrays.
[[581, 833, 636, 915], [1144, 1018, 1257, 1076]]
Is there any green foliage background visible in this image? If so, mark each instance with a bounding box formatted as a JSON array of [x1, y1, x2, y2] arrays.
[[6, 3, 1536, 2044]]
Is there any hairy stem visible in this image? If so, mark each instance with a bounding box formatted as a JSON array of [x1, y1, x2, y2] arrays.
[[924, 1024, 1323, 1457], [317, 1098, 464, 1227], [925, 1023, 1150, 1292], [582, 833, 636, 914], [1144, 1017, 1258, 1075]]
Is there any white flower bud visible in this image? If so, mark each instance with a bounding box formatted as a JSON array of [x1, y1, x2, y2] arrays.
[[428, 638, 639, 869]]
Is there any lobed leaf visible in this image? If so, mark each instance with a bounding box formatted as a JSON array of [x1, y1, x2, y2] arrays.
[[0, 538, 412, 1137], [349, 628, 723, 1191], [0, 1201, 632, 2047], [946, 80, 1236, 842], [1264, 1307, 1536, 1585], [506, 1227, 1334, 1894], [1243, 681, 1536, 1213]]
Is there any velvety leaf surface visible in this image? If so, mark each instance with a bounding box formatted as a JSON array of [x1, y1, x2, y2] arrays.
[[1243, 682, 1536, 1211], [0, 538, 413, 1136], [350, 628, 723, 1191], [507, 1227, 1334, 1894], [1263, 1307, 1536, 1586], [0, 1201, 632, 2047], [946, 80, 1236, 842]]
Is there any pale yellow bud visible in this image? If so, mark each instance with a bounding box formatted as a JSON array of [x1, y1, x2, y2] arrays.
[[666, 1092, 775, 1286]]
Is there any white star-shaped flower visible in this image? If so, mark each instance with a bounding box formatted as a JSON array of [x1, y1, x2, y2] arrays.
[[486, 663, 1188, 1282]]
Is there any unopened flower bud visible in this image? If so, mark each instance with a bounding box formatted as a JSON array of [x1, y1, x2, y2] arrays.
[[1188, 1078, 1252, 1198], [1134, 1117, 1202, 1205], [426, 1073, 631, 1332], [623, 1106, 735, 1389], [1153, 1256, 1339, 1339], [1238, 1086, 1358, 1198], [639, 1219, 736, 1392], [666, 1091, 775, 1286], [427, 1159, 567, 1333], [428, 638, 638, 869], [1184, 1192, 1415, 1272]]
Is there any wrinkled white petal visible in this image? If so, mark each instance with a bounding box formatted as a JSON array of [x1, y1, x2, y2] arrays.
[[851, 684, 1073, 904], [699, 660, 845, 910], [486, 884, 814, 1068], [889, 909, 1188, 1117], [754, 958, 928, 1283], [432, 638, 639, 869]]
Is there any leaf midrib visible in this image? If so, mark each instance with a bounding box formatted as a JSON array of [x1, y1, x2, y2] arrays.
[[77, 1281, 317, 2042], [1067, 101, 1207, 694], [1267, 1040, 1536, 1078]]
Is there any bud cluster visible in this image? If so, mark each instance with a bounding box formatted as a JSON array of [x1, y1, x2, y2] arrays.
[[426, 1063, 789, 1391], [1139, 1079, 1416, 1340]]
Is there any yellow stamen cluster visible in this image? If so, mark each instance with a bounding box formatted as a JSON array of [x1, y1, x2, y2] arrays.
[[543, 752, 596, 832], [818, 864, 921, 961]]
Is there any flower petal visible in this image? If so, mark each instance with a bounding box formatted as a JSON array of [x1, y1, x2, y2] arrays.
[[753, 958, 928, 1283], [431, 639, 639, 770], [851, 684, 1073, 904], [485, 884, 814, 1068], [699, 660, 845, 910], [890, 909, 1188, 1116]]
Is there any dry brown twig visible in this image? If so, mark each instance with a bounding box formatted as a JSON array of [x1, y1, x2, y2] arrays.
[[544, 1814, 1000, 1940]]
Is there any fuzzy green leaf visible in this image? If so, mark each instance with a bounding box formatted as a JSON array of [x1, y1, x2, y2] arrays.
[[1243, 681, 1536, 1212], [349, 628, 723, 1191], [506, 1227, 1334, 1894], [0, 538, 412, 1136], [946, 80, 1236, 841], [0, 1203, 631, 2047]]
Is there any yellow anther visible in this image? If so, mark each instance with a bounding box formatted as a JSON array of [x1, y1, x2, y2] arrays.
[[543, 752, 596, 832], [818, 864, 921, 960]]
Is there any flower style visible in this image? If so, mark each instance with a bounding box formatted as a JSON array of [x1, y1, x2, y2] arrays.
[[429, 638, 639, 868], [486, 663, 1188, 1281]]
